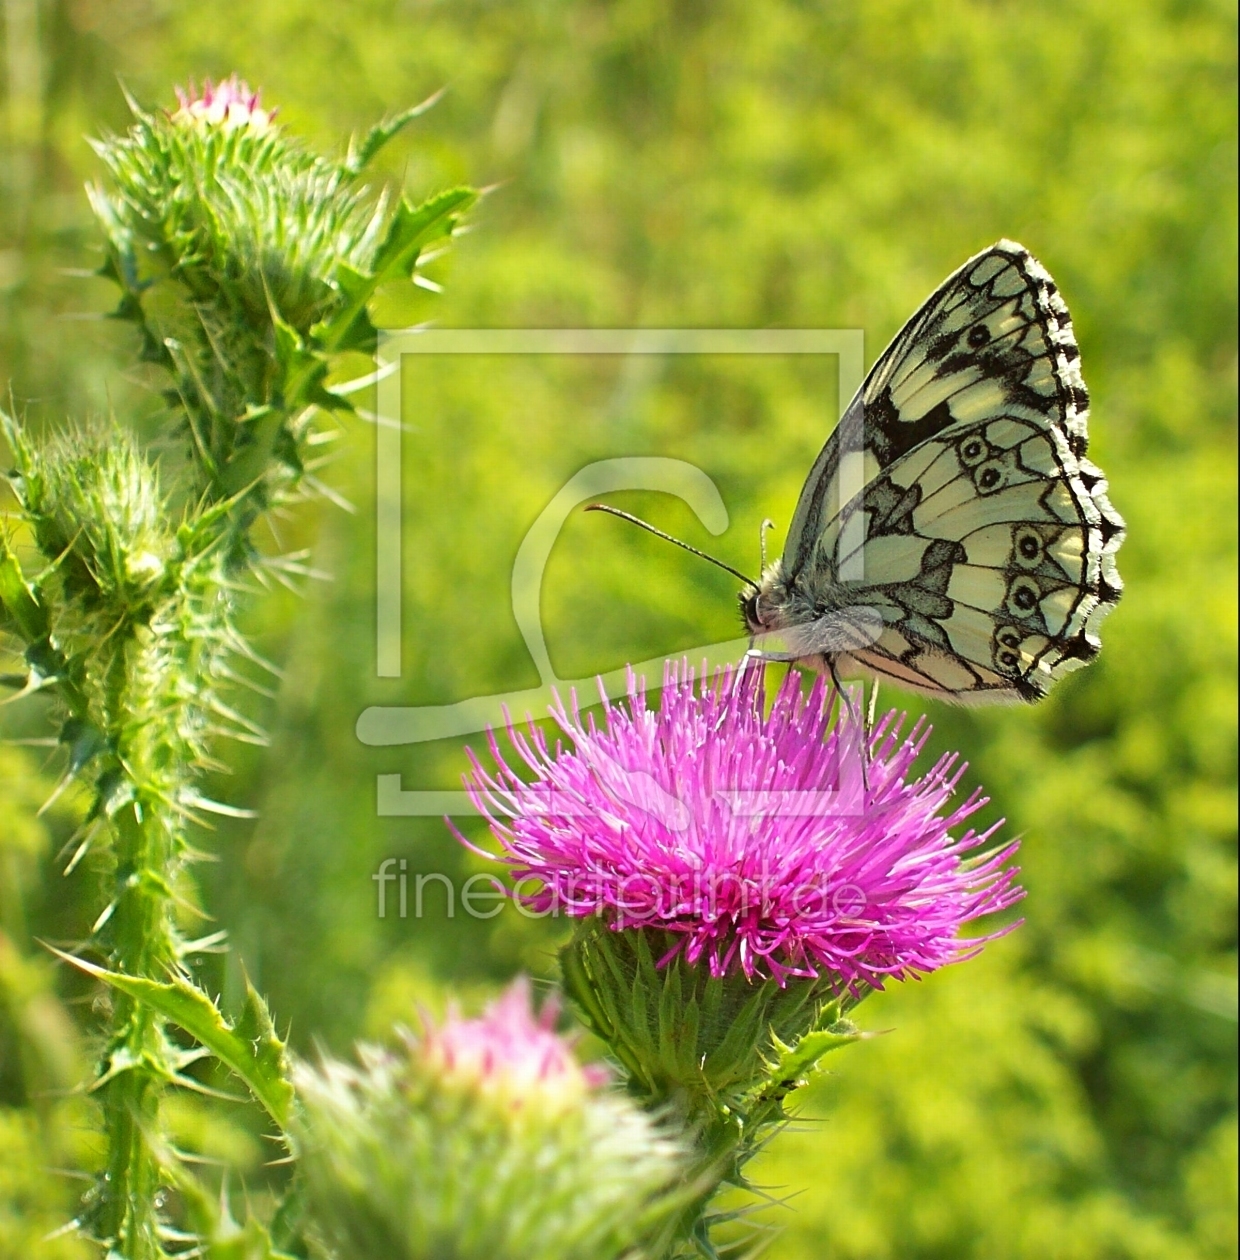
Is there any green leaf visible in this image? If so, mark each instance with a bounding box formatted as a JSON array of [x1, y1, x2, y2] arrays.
[[0, 538, 48, 644], [269, 1176, 308, 1255], [206, 1217, 299, 1260], [754, 1020, 862, 1103], [234, 970, 295, 1124], [270, 315, 336, 417], [318, 186, 476, 352], [50, 948, 294, 1129], [343, 90, 446, 177], [371, 186, 476, 277], [165, 1158, 301, 1260]]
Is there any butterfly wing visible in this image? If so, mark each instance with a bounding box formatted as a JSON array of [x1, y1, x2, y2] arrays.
[[780, 240, 1124, 701]]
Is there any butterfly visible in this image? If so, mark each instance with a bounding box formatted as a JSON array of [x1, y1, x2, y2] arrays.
[[736, 240, 1125, 702]]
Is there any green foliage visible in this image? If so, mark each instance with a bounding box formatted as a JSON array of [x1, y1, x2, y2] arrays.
[[728, 950, 1234, 1260], [0, 748, 92, 1260], [0, 1, 1234, 1257], [0, 1108, 90, 1260]]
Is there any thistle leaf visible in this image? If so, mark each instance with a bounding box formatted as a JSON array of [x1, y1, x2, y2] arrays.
[[0, 539, 48, 643], [753, 1020, 862, 1105], [342, 88, 446, 177], [164, 1156, 300, 1260], [318, 186, 477, 352], [372, 186, 476, 276], [49, 948, 294, 1130]]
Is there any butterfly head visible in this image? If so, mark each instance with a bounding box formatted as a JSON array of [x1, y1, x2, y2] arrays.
[[739, 560, 791, 638]]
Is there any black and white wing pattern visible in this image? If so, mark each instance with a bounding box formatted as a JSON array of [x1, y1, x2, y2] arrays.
[[750, 240, 1125, 702]]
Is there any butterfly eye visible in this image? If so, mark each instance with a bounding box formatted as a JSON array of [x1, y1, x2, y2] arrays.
[[740, 591, 759, 629], [1007, 576, 1041, 616], [959, 436, 988, 467], [967, 324, 991, 348], [1014, 527, 1044, 566]]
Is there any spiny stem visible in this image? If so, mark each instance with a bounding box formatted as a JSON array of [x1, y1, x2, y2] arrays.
[[94, 799, 179, 1254]]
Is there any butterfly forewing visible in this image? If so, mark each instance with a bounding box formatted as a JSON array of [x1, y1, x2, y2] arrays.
[[761, 240, 1124, 702]]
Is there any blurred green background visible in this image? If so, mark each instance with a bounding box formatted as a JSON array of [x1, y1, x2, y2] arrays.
[[1, 1, 1235, 1257]]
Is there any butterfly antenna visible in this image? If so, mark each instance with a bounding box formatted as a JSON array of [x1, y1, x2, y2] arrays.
[[584, 504, 756, 586]]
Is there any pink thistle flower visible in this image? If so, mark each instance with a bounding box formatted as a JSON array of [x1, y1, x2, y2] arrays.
[[416, 977, 607, 1113], [172, 74, 275, 131], [459, 662, 1023, 990]]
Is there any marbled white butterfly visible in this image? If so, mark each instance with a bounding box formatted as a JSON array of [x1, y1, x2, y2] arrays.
[[738, 240, 1125, 701]]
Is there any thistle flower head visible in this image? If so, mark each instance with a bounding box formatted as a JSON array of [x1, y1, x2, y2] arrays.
[[172, 75, 274, 131], [462, 662, 1022, 990]]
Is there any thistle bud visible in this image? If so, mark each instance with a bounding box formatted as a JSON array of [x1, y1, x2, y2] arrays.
[[294, 978, 689, 1260], [88, 79, 475, 506]]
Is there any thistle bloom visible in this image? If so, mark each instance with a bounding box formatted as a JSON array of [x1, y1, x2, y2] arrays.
[[172, 75, 274, 130], [461, 662, 1022, 989]]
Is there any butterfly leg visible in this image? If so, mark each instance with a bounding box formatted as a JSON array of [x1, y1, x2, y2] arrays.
[[744, 647, 804, 664], [826, 655, 870, 799]]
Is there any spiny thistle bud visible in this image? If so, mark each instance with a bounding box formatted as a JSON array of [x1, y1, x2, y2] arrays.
[[7, 424, 171, 617], [88, 78, 475, 506], [0, 414, 260, 904], [294, 978, 691, 1260]]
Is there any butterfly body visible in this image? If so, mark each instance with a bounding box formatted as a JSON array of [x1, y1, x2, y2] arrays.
[[742, 240, 1125, 702]]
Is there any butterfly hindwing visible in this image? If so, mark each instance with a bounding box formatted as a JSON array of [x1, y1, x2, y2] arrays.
[[840, 416, 1124, 699], [755, 240, 1124, 702]]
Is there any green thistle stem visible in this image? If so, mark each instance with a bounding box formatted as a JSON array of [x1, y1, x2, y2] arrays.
[[0, 424, 213, 1255], [560, 919, 866, 1254], [94, 805, 178, 1254]]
